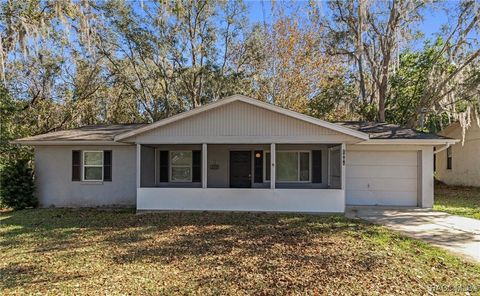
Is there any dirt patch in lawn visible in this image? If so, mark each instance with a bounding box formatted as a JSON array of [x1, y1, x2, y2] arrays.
[[1, 209, 479, 295]]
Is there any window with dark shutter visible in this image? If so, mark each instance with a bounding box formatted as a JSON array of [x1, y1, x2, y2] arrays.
[[72, 150, 81, 181], [312, 150, 322, 183], [192, 150, 201, 182], [159, 151, 169, 182], [254, 151, 263, 183], [103, 150, 112, 181], [447, 146, 452, 170]]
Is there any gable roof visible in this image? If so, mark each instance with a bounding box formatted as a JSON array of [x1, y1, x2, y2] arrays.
[[114, 95, 369, 141]]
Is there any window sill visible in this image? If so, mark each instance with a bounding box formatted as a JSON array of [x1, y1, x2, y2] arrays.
[[80, 181, 104, 185]]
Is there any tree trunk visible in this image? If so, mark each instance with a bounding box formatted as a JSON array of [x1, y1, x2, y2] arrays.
[[377, 77, 387, 122], [356, 0, 367, 103]]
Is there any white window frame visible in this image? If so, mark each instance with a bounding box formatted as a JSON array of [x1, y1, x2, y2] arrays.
[[263, 150, 312, 183], [82, 151, 104, 182], [169, 150, 193, 183]]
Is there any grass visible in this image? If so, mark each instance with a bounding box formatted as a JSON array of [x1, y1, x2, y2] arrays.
[[434, 183, 480, 220], [1, 209, 479, 295]]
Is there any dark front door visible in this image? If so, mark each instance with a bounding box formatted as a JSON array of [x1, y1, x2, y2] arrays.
[[230, 151, 252, 188]]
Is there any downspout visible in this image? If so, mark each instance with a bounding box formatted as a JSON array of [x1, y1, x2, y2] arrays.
[[434, 143, 451, 154]]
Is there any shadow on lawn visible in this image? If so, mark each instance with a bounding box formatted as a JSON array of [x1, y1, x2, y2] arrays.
[[1, 209, 390, 291], [0, 262, 91, 290]]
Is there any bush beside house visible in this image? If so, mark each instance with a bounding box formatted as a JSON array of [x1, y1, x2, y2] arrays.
[[0, 159, 36, 210]]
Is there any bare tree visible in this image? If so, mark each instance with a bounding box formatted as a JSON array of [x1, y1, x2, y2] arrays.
[[327, 0, 426, 122], [406, 0, 480, 129]]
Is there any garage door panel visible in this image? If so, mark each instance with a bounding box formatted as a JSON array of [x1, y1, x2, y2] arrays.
[[347, 151, 417, 165], [346, 178, 417, 192], [346, 190, 418, 206], [346, 151, 418, 206], [347, 165, 417, 179]]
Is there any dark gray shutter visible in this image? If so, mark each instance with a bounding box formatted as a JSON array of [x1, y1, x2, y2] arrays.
[[103, 150, 112, 181], [265, 152, 271, 181], [159, 151, 169, 182], [72, 150, 81, 181], [254, 150, 263, 183], [312, 150, 322, 183], [192, 150, 201, 182]]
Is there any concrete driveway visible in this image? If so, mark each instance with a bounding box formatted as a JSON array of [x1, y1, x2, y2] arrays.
[[346, 207, 480, 263]]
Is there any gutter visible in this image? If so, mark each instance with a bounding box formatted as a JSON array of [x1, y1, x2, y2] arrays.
[[358, 139, 459, 145], [434, 143, 451, 154]]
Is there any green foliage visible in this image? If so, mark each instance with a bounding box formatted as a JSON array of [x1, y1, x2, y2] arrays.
[[386, 39, 449, 127], [0, 86, 33, 170], [357, 103, 378, 122], [434, 183, 480, 220], [422, 112, 451, 134], [0, 158, 36, 210], [386, 38, 479, 132], [308, 78, 356, 120], [0, 1, 478, 143]]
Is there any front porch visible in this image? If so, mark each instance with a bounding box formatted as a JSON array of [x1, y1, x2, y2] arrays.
[[136, 143, 346, 213]]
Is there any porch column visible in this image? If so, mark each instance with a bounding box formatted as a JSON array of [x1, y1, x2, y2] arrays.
[[136, 144, 141, 188], [202, 143, 208, 188], [341, 143, 346, 190], [270, 143, 276, 189]]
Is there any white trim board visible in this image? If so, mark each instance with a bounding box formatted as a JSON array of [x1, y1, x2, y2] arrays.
[[137, 187, 345, 213]]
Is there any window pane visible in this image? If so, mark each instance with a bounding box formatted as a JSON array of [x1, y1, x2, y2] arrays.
[[265, 152, 270, 181], [171, 167, 191, 181], [84, 152, 103, 165], [84, 167, 102, 181], [277, 152, 298, 181], [300, 152, 310, 181], [171, 151, 192, 165]]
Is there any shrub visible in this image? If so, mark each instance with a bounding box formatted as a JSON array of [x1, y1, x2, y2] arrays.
[[0, 158, 37, 210]]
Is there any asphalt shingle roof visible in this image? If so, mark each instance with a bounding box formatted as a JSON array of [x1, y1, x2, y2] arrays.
[[15, 121, 451, 143], [336, 121, 450, 140], [15, 124, 147, 142]]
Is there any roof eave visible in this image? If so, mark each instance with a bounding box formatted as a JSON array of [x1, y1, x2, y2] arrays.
[[11, 140, 131, 146], [359, 138, 460, 145]]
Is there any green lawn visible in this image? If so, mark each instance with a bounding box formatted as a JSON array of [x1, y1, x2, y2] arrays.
[[434, 183, 480, 220], [1, 209, 479, 295]]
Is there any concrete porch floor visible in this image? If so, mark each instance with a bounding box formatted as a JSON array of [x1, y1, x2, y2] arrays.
[[346, 206, 480, 263]]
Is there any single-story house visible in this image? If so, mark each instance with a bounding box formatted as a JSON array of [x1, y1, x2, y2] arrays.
[[14, 95, 458, 213], [435, 120, 480, 187]]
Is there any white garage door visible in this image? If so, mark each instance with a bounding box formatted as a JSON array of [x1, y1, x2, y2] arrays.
[[346, 151, 418, 206]]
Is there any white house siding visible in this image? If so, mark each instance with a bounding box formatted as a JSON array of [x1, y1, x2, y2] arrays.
[[33, 143, 435, 209], [132, 101, 360, 144], [437, 123, 480, 187], [346, 145, 434, 207], [34, 145, 137, 207]]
